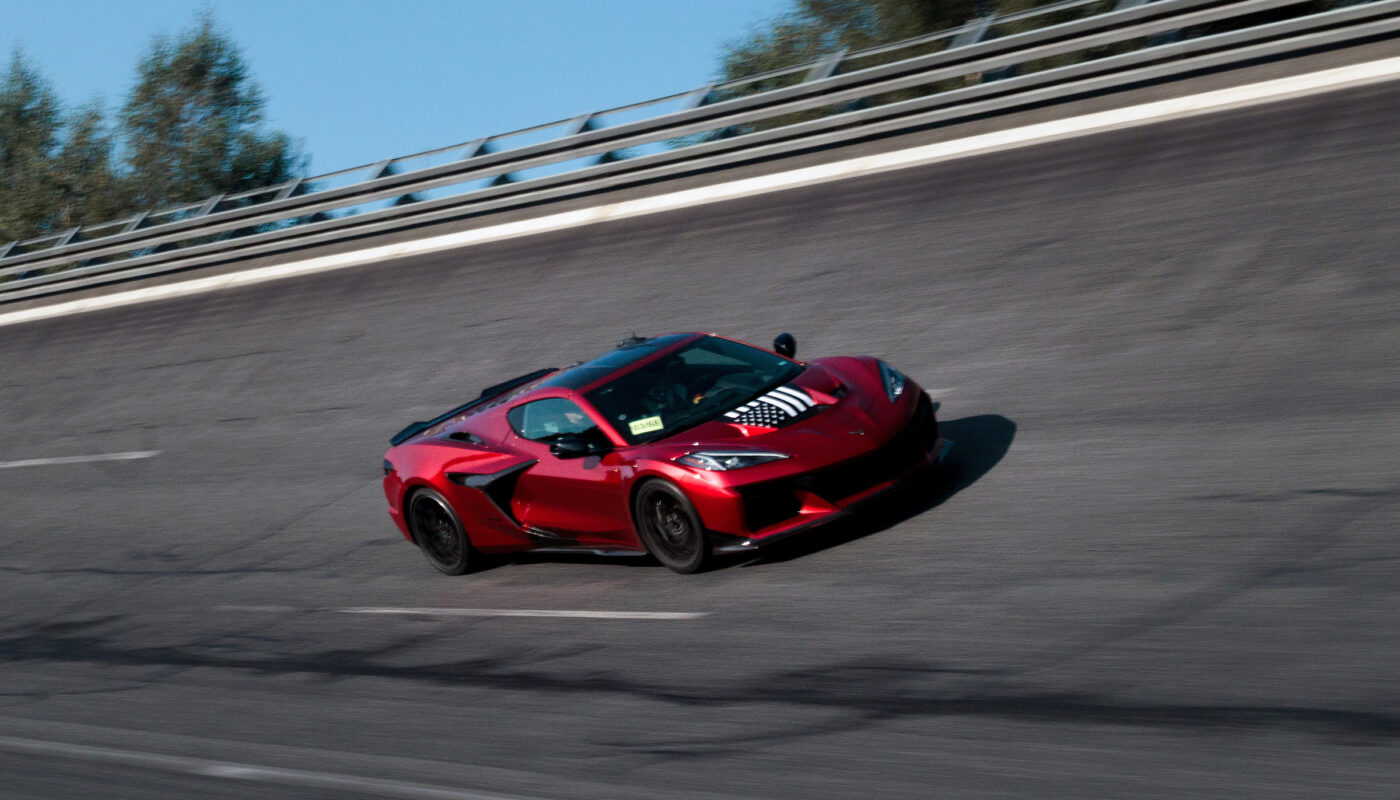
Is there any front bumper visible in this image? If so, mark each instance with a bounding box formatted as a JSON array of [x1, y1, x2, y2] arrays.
[[709, 427, 952, 554]]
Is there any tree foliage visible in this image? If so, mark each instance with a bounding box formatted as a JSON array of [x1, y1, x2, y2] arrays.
[[694, 0, 1066, 143], [53, 103, 127, 230], [120, 14, 302, 210], [720, 0, 986, 83], [0, 15, 301, 247], [0, 51, 63, 242]]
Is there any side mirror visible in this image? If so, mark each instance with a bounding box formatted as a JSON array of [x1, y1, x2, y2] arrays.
[[773, 332, 797, 358], [550, 434, 594, 459]]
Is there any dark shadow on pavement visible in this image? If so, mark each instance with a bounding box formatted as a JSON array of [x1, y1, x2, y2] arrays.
[[495, 550, 656, 570], [735, 413, 1016, 567], [4, 619, 1393, 744]]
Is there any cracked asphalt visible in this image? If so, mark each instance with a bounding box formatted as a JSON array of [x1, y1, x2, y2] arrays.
[[0, 81, 1397, 798]]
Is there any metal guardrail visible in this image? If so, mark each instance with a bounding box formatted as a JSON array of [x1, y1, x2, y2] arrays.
[[2, 0, 1396, 301]]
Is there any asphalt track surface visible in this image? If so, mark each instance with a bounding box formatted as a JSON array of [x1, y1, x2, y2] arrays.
[[1, 80, 1398, 799]]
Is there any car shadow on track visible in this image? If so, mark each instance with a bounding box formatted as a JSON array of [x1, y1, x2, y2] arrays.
[[731, 413, 1016, 568]]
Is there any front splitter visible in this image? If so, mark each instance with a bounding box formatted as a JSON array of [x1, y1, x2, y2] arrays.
[[711, 439, 952, 554]]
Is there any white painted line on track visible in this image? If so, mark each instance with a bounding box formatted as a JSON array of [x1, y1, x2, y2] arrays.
[[340, 607, 708, 620], [219, 605, 708, 620], [0, 451, 160, 470], [0, 735, 533, 800], [3, 56, 1398, 331]]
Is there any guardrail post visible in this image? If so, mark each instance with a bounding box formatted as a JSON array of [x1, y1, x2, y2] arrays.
[[460, 138, 518, 185], [194, 194, 225, 218], [367, 161, 422, 205], [181, 195, 227, 245], [459, 138, 491, 159], [1117, 0, 1183, 44], [804, 49, 847, 82], [122, 211, 149, 233], [65, 212, 151, 272], [679, 83, 724, 140], [273, 180, 302, 201], [562, 113, 596, 137], [563, 112, 630, 166], [683, 84, 716, 109], [17, 227, 80, 279], [949, 14, 1001, 83], [951, 14, 996, 49]]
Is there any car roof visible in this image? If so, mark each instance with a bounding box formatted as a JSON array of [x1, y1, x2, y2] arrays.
[[532, 333, 698, 394]]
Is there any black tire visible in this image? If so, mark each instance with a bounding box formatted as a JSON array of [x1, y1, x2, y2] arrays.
[[633, 480, 710, 574], [406, 488, 473, 575]]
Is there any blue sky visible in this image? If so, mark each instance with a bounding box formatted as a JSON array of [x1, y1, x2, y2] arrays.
[[7, 0, 789, 176]]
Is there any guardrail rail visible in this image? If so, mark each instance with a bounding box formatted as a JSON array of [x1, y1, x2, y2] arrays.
[[2, 0, 1395, 301]]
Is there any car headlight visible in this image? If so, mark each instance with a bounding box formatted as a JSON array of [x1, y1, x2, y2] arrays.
[[878, 361, 906, 402], [676, 451, 790, 471]]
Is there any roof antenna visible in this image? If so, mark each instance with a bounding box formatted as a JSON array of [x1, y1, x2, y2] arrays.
[[617, 332, 649, 349]]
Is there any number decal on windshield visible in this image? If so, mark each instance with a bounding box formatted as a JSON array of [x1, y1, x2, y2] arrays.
[[628, 416, 664, 436]]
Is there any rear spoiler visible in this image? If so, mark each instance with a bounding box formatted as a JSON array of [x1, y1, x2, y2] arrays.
[[389, 367, 556, 446]]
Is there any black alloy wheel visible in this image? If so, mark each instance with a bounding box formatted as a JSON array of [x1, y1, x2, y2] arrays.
[[407, 489, 472, 575], [633, 480, 709, 574]]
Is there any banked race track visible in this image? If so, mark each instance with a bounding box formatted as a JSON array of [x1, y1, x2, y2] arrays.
[[0, 70, 1398, 800]]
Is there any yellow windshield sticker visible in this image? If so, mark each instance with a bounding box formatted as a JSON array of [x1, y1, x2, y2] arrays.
[[628, 416, 664, 436]]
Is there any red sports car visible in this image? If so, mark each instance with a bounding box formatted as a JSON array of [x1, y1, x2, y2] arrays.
[[382, 333, 950, 574]]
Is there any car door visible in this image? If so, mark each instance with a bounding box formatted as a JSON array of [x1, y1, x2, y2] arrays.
[[504, 397, 633, 544]]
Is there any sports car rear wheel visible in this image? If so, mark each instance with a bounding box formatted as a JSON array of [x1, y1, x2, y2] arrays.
[[407, 488, 473, 575], [634, 480, 709, 574]]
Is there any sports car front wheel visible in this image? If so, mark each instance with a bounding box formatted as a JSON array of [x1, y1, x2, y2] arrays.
[[633, 480, 710, 574], [407, 488, 473, 575]]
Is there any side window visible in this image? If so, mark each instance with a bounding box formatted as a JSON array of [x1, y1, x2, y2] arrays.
[[507, 398, 600, 442]]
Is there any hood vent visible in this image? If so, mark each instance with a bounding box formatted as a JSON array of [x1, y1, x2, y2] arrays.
[[724, 384, 824, 429]]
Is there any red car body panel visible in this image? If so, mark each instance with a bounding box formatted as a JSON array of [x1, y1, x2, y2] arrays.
[[382, 334, 947, 558]]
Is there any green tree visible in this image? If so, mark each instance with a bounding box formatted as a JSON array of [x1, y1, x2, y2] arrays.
[[691, 0, 1066, 144], [0, 50, 62, 243], [120, 14, 302, 210], [719, 0, 986, 86], [52, 103, 129, 230]]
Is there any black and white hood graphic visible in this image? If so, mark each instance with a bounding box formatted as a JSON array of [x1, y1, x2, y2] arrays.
[[723, 384, 816, 427]]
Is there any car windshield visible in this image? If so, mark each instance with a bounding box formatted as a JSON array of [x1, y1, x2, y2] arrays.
[[586, 336, 803, 444]]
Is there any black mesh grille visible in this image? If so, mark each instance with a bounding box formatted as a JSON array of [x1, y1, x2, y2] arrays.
[[739, 485, 804, 532]]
